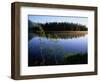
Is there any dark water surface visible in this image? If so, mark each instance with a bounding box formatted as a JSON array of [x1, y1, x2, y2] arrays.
[[28, 32, 88, 66]]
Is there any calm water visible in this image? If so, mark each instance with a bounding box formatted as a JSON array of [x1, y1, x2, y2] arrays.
[[28, 32, 88, 66]]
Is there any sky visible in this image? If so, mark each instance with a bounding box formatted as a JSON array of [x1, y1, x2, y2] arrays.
[[28, 15, 88, 27]]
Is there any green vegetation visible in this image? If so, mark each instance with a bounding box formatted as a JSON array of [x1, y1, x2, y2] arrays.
[[28, 20, 88, 40], [28, 20, 88, 33]]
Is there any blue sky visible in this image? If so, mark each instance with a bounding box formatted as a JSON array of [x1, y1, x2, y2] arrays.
[[28, 15, 88, 27]]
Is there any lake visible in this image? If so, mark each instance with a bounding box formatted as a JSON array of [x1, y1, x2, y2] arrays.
[[28, 31, 88, 66]]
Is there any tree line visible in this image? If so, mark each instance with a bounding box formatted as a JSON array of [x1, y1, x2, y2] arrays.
[[28, 20, 88, 32]]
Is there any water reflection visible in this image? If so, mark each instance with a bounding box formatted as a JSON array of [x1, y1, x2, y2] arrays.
[[28, 31, 88, 66], [28, 31, 87, 40]]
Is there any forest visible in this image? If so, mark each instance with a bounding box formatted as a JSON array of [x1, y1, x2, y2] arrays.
[[28, 20, 88, 33]]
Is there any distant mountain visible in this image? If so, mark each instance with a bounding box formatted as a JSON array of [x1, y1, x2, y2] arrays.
[[28, 20, 42, 33], [28, 20, 41, 28], [28, 20, 33, 28]]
